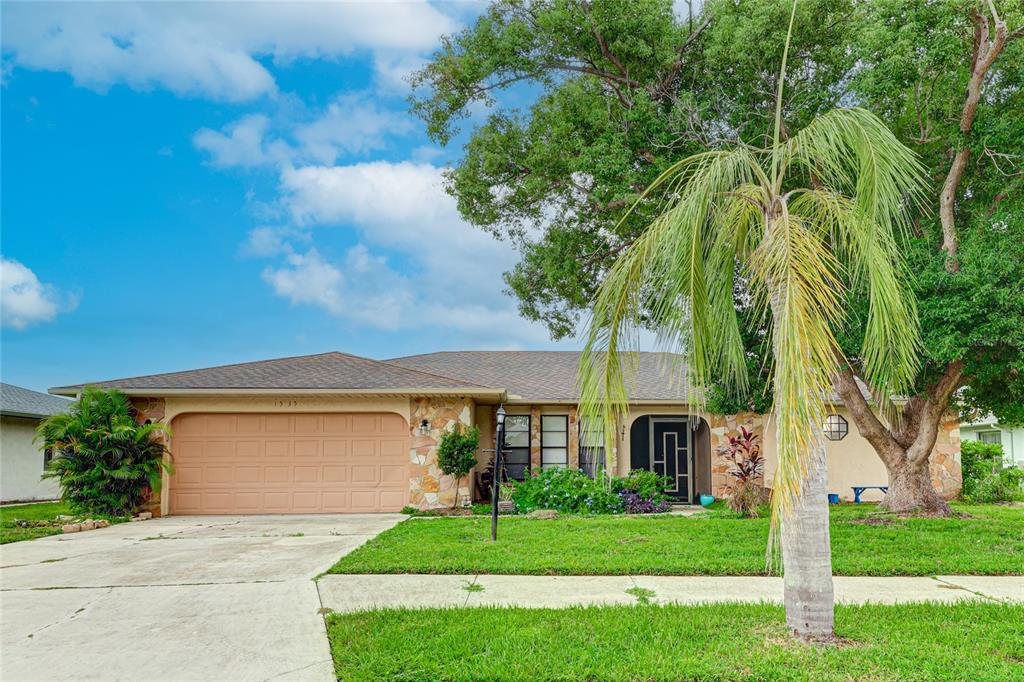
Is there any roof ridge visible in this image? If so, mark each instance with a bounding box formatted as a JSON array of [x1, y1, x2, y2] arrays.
[[49, 351, 361, 392], [51, 351, 499, 393], [375, 357, 497, 389]]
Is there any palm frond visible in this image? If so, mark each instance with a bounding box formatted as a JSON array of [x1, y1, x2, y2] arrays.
[[751, 213, 845, 562], [789, 108, 926, 396], [579, 147, 761, 457]]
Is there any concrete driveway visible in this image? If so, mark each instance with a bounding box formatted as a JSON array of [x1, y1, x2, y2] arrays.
[[0, 514, 403, 682]]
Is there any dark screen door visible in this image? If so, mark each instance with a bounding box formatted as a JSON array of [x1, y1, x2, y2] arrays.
[[650, 419, 690, 502]]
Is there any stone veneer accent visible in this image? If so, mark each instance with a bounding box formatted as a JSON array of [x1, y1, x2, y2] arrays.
[[408, 397, 475, 509], [567, 405, 580, 469], [707, 412, 765, 498], [129, 397, 167, 517], [529, 406, 542, 469], [929, 413, 962, 500]]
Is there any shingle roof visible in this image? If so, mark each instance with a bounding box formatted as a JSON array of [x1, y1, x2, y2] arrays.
[[385, 351, 689, 401], [1, 383, 71, 419], [49, 352, 495, 395]]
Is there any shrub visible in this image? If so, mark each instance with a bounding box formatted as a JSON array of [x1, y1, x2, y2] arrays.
[[37, 387, 172, 516], [720, 427, 767, 518], [512, 468, 674, 515], [619, 490, 671, 514], [512, 468, 623, 514], [436, 424, 480, 508], [961, 440, 1024, 503], [613, 469, 672, 503]]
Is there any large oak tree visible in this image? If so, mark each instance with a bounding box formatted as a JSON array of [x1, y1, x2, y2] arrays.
[[412, 0, 1024, 514]]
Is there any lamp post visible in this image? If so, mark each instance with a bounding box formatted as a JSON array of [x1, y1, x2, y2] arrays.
[[490, 405, 506, 541]]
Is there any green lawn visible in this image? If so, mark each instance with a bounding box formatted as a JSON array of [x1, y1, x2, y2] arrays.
[[0, 501, 70, 544], [330, 503, 1024, 576], [327, 602, 1024, 681]]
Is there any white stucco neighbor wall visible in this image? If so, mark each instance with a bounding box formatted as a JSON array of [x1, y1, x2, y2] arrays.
[[961, 417, 1024, 467], [1, 415, 60, 502]]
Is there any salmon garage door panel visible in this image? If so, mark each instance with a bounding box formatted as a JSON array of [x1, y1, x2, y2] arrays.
[[170, 412, 410, 514]]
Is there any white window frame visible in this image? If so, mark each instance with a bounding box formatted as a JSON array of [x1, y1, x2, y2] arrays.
[[979, 431, 1002, 446], [540, 415, 568, 468]]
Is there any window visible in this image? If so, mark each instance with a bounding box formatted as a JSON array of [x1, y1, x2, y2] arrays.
[[502, 415, 531, 481], [823, 414, 848, 441], [541, 415, 568, 468], [43, 448, 54, 468], [579, 418, 606, 478], [979, 431, 1002, 446]]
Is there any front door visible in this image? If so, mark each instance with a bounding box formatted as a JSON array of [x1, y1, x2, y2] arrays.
[[650, 418, 692, 502]]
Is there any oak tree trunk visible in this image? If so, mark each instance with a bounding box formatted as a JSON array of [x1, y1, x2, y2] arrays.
[[834, 363, 962, 517], [880, 457, 950, 515]]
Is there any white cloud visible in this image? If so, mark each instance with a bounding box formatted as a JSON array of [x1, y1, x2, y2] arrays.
[[193, 114, 294, 169], [2, 1, 458, 101], [254, 160, 561, 345], [0, 257, 78, 330], [193, 97, 414, 168], [280, 161, 512, 298], [261, 246, 413, 330], [241, 226, 300, 258], [294, 95, 415, 164]]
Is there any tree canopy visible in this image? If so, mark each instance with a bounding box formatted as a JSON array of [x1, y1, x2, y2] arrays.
[[413, 0, 1024, 422]]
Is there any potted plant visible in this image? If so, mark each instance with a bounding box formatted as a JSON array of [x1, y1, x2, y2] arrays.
[[498, 483, 516, 513]]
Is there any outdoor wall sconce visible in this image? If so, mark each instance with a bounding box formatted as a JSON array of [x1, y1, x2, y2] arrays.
[[419, 419, 430, 435]]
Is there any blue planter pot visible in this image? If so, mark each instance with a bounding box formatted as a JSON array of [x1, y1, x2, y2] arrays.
[[828, 493, 840, 505], [699, 494, 715, 507]]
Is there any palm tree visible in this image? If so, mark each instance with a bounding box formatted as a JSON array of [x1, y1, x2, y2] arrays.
[[579, 2, 926, 641], [38, 387, 172, 517]]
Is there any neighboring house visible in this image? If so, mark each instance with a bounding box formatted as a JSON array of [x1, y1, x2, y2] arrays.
[[49, 351, 962, 516], [960, 414, 1023, 467], [1, 383, 70, 503]]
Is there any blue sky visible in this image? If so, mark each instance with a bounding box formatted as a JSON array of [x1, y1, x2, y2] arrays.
[[1, 1, 578, 393]]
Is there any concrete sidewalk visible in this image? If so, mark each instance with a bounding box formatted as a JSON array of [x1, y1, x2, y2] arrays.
[[317, 574, 1024, 612]]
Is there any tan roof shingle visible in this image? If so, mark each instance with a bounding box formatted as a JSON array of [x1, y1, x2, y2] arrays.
[[50, 352, 493, 395]]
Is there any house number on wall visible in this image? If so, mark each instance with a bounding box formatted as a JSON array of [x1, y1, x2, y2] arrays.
[[274, 400, 299, 408]]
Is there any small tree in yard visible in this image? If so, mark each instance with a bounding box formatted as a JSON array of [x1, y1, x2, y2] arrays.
[[37, 387, 172, 517], [436, 424, 480, 508], [722, 427, 767, 518]]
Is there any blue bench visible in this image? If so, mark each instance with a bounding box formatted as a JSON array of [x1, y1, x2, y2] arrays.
[[851, 486, 888, 503]]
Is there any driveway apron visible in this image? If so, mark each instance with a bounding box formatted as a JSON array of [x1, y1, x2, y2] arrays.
[[0, 514, 403, 682]]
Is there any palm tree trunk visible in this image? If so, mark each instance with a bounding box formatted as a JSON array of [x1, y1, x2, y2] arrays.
[[767, 279, 835, 641], [780, 436, 835, 640]]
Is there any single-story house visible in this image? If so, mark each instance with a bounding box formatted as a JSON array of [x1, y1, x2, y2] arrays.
[[1, 383, 70, 503], [49, 351, 961, 516], [960, 414, 1023, 467]]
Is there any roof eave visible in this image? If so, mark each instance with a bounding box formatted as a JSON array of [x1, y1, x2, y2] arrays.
[[49, 386, 506, 399], [0, 409, 49, 420]]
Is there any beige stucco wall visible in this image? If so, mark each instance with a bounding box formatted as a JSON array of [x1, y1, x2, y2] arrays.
[[761, 407, 962, 502], [1, 415, 61, 502]]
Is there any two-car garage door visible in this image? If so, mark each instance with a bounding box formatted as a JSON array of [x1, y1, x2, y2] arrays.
[[170, 412, 409, 514]]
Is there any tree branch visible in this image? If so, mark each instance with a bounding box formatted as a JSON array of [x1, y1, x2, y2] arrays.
[[939, 4, 1011, 272], [657, 12, 713, 95], [907, 361, 964, 465], [833, 368, 903, 468]]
